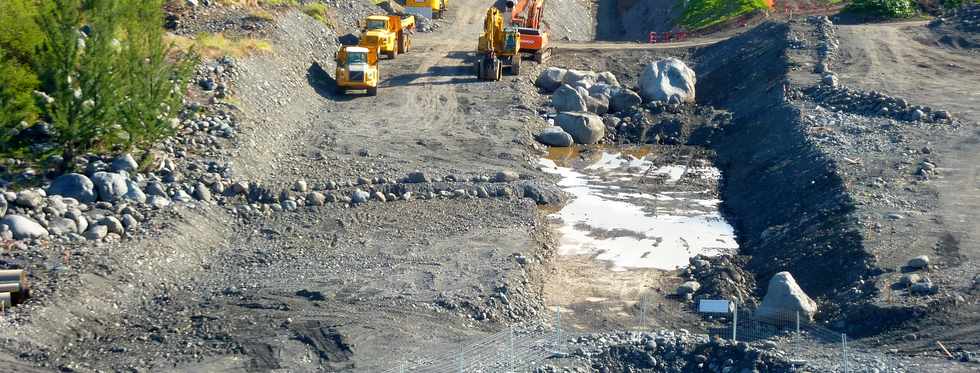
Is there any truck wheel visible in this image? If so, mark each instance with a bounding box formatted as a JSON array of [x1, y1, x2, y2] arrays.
[[510, 56, 521, 75], [367, 87, 378, 96], [386, 49, 397, 59]]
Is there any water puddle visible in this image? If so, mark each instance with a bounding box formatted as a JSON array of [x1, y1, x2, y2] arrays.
[[540, 147, 738, 271]]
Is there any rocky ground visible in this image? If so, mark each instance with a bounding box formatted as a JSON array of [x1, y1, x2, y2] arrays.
[[1, 1, 979, 372]]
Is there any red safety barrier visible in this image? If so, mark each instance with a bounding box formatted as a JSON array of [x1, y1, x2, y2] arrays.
[[676, 31, 687, 41], [663, 32, 672, 43], [649, 31, 657, 43]]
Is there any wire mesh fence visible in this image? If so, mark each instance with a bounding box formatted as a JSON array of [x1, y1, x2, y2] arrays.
[[381, 299, 889, 373]]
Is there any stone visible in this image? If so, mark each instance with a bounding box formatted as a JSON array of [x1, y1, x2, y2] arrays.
[[356, 176, 371, 185], [588, 83, 614, 101], [122, 179, 146, 204], [552, 84, 587, 112], [121, 214, 139, 231], [585, 94, 609, 115], [610, 88, 643, 114], [562, 69, 596, 89], [755, 272, 818, 322], [477, 187, 490, 198], [146, 181, 168, 197], [193, 183, 212, 202], [535, 67, 567, 92], [148, 195, 171, 209], [47, 173, 97, 203], [899, 273, 920, 286], [47, 217, 78, 236], [372, 191, 387, 202], [100, 216, 124, 235], [294, 179, 308, 193], [407, 171, 430, 183], [0, 215, 49, 240], [494, 170, 520, 182], [597, 71, 620, 87], [352, 189, 370, 204], [911, 109, 926, 122], [536, 126, 574, 147], [0, 197, 5, 217], [84, 224, 108, 240], [306, 192, 326, 206], [639, 58, 697, 103], [92, 172, 129, 202], [822, 73, 839, 87], [676, 281, 701, 295], [173, 190, 193, 203], [556, 112, 605, 145], [111, 153, 138, 172], [910, 279, 936, 295], [907, 255, 930, 270], [282, 200, 298, 210], [14, 190, 43, 209]]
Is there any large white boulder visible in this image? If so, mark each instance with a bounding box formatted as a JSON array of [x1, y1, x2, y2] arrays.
[[535, 67, 567, 92], [755, 272, 818, 322], [552, 84, 587, 112], [0, 215, 49, 240], [639, 58, 696, 103], [556, 112, 605, 145], [92, 172, 129, 202], [562, 69, 597, 90], [609, 88, 642, 113], [536, 126, 574, 147], [47, 173, 97, 203]]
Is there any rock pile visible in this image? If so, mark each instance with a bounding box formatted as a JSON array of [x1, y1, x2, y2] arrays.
[[682, 254, 757, 306], [807, 84, 953, 124], [537, 330, 796, 372]]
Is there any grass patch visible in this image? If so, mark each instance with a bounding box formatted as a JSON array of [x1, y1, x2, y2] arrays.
[[303, 3, 338, 28], [846, 0, 918, 18], [216, 0, 298, 7], [678, 0, 773, 30], [167, 33, 272, 58]]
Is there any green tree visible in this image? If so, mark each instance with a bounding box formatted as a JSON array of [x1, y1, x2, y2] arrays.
[[0, 0, 44, 66], [0, 50, 40, 154], [116, 0, 196, 151]]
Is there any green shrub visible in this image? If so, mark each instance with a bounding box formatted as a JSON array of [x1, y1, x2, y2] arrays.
[[846, 0, 918, 18], [0, 50, 39, 154], [303, 3, 337, 28]]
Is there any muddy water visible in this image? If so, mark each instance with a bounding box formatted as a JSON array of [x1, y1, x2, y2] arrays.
[[540, 148, 738, 271]]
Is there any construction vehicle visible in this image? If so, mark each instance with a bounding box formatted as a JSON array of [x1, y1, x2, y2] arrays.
[[475, 6, 522, 81], [508, 0, 551, 63], [358, 14, 415, 59], [335, 46, 380, 96], [403, 0, 449, 19]]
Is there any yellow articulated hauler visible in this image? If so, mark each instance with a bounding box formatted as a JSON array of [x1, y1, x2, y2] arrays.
[[358, 15, 415, 60], [403, 0, 449, 19], [335, 46, 379, 96]]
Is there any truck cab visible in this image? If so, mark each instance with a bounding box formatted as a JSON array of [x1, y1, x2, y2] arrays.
[[335, 46, 379, 96]]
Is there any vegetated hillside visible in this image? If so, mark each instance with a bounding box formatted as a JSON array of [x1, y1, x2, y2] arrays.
[[679, 0, 773, 30]]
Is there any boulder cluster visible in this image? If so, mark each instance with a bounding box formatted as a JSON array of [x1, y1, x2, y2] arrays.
[[534, 58, 698, 147]]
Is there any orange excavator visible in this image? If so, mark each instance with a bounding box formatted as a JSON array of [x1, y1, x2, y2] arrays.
[[506, 0, 550, 63]]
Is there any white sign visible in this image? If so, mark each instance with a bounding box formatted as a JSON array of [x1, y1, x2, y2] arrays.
[[698, 299, 733, 314]]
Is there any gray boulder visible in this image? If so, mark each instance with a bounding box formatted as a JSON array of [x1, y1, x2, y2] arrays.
[[306, 192, 326, 206], [610, 88, 643, 113], [146, 181, 168, 197], [0, 197, 6, 218], [676, 281, 701, 295], [15, 190, 43, 209], [552, 84, 587, 112], [193, 183, 212, 202], [122, 214, 139, 231], [406, 171, 430, 183], [47, 217, 78, 236], [535, 67, 567, 92], [556, 112, 605, 145], [352, 189, 370, 204], [494, 170, 519, 182], [100, 216, 124, 235], [122, 179, 146, 204], [536, 126, 574, 147], [910, 279, 936, 295], [47, 173, 97, 203], [84, 224, 108, 241], [639, 58, 697, 103], [755, 272, 818, 322], [111, 153, 138, 172], [93, 172, 129, 202], [597, 71, 620, 87], [148, 195, 171, 209], [907, 255, 930, 270], [0, 215, 49, 240], [562, 69, 596, 89], [585, 95, 609, 115]]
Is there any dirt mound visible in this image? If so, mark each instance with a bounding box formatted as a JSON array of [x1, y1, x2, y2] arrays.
[[929, 4, 980, 48]]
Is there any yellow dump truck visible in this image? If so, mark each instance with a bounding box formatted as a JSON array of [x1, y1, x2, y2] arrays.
[[403, 0, 449, 19], [335, 46, 380, 96], [358, 15, 415, 59]]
